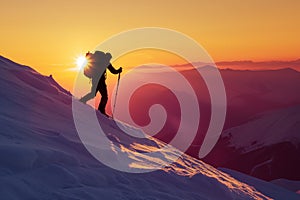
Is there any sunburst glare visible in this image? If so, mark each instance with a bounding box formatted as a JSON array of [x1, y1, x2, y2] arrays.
[[75, 55, 87, 70]]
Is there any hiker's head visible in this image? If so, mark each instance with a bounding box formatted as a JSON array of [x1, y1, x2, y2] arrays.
[[105, 53, 112, 61], [94, 51, 105, 61], [92, 51, 112, 63]]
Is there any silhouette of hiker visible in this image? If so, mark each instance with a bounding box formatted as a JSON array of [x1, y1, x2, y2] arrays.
[[80, 51, 122, 117]]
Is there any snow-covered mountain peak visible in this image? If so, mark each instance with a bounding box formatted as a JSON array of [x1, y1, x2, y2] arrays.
[[223, 105, 300, 153]]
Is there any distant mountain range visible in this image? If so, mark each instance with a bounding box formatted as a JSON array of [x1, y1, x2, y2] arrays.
[[171, 59, 300, 72], [115, 64, 300, 181], [215, 59, 300, 71], [205, 105, 300, 181]]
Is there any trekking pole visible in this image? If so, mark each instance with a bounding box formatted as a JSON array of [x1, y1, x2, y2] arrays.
[[112, 72, 121, 119]]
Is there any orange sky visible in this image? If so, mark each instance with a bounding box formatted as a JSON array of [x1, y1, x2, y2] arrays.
[[1, 0, 300, 90]]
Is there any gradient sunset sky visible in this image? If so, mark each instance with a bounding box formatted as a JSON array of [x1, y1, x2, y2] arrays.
[[1, 0, 300, 90]]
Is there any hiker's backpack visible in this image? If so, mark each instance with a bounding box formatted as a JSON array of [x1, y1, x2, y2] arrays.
[[83, 52, 96, 78], [83, 64, 95, 79], [83, 51, 111, 79]]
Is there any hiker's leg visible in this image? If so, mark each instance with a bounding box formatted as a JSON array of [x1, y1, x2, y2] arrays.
[[79, 80, 97, 103], [98, 81, 108, 114], [79, 92, 95, 103]]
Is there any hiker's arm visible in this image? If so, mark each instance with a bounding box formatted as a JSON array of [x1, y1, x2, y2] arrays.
[[107, 64, 122, 74]]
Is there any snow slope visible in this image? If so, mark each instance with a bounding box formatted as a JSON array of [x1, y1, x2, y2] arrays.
[[204, 104, 300, 182], [221, 168, 300, 199], [223, 105, 300, 152], [271, 179, 300, 194], [0, 55, 298, 199]]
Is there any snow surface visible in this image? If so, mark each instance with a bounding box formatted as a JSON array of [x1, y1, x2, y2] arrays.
[[0, 55, 297, 199], [221, 169, 300, 200], [271, 179, 300, 193], [222, 105, 300, 153]]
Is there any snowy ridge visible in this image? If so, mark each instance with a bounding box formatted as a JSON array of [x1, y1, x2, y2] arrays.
[[0, 56, 298, 199], [223, 105, 300, 152]]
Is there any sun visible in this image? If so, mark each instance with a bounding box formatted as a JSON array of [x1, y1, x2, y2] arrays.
[[76, 55, 87, 70]]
